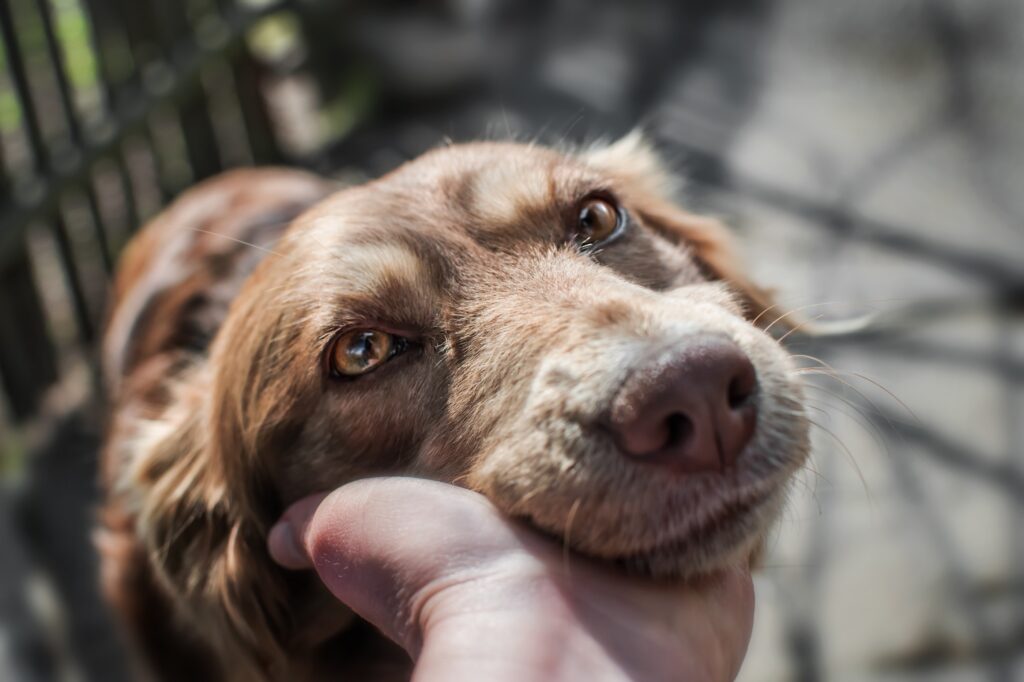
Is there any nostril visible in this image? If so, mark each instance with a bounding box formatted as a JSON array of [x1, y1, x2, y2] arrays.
[[727, 363, 757, 409], [664, 413, 692, 450], [727, 376, 751, 408]]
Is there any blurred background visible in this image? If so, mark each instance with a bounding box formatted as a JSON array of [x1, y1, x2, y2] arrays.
[[0, 0, 1021, 680]]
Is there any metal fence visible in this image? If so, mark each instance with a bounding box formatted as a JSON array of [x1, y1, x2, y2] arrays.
[[0, 3, 338, 678], [0, 0, 298, 424]]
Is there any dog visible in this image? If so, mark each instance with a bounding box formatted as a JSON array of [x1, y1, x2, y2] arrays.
[[98, 134, 810, 680]]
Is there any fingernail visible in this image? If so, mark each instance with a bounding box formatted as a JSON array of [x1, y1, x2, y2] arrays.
[[268, 520, 309, 569]]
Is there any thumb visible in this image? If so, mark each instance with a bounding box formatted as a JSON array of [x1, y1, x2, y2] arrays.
[[267, 492, 328, 569], [267, 477, 527, 654]]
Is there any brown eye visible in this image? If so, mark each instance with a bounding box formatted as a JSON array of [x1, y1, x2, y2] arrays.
[[329, 329, 405, 377], [576, 196, 624, 245]]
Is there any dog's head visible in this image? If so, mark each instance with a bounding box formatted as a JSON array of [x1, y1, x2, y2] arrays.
[[209, 135, 807, 571], [135, 136, 808, 670]]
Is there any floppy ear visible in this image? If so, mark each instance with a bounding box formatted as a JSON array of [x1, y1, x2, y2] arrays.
[[133, 370, 292, 681], [636, 199, 777, 324], [131, 243, 326, 677], [585, 132, 778, 326]]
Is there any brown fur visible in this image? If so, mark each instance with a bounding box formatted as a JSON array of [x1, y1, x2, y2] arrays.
[[100, 136, 809, 680]]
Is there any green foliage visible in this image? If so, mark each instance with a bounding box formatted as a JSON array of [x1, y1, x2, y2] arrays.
[[53, 0, 99, 91], [0, 427, 24, 480], [0, 0, 101, 133], [0, 90, 21, 131]]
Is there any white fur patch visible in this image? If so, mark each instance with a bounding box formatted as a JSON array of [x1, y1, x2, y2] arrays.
[[467, 160, 551, 224], [583, 130, 682, 199]]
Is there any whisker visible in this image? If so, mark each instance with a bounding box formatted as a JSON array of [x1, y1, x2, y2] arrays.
[[802, 458, 830, 488], [805, 394, 890, 466], [806, 417, 872, 502], [790, 355, 915, 422], [778, 313, 826, 344], [803, 401, 835, 423], [796, 365, 885, 412], [751, 302, 782, 327], [841, 371, 920, 424], [764, 301, 863, 334], [788, 449, 828, 517], [790, 475, 823, 517], [561, 498, 583, 579], [804, 384, 923, 446], [186, 227, 284, 257], [798, 369, 908, 434], [789, 353, 832, 370], [801, 382, 888, 435]]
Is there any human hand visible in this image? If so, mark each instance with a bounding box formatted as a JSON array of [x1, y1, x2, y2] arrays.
[[268, 477, 754, 681]]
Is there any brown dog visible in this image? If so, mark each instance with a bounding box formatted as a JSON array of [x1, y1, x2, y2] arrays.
[[98, 135, 810, 680]]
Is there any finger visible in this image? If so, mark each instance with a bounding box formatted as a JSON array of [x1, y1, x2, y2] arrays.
[[267, 492, 328, 569], [718, 568, 756, 679], [676, 567, 755, 680], [272, 477, 525, 653]]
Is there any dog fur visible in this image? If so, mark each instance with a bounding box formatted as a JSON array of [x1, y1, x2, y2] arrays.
[[99, 135, 809, 680]]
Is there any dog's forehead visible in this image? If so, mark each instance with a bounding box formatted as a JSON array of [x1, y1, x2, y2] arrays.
[[301, 142, 605, 255], [287, 143, 625, 309], [399, 142, 602, 236]]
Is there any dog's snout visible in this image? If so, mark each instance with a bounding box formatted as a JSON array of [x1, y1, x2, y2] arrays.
[[607, 336, 758, 473]]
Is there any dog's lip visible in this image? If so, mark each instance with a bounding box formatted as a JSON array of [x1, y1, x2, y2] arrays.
[[610, 486, 774, 562]]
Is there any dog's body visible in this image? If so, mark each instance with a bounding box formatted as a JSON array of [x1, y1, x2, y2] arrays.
[[100, 138, 809, 680]]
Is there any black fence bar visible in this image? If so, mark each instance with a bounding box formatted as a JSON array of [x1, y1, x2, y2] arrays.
[[0, 0, 51, 175], [49, 212, 95, 344], [0, 242, 59, 419], [35, 0, 87, 146], [0, 0, 292, 423], [79, 0, 123, 107], [0, 0, 100, 351], [0, 0, 100, 410], [233, 48, 283, 165], [148, 0, 224, 181], [111, 0, 160, 79], [0, 0, 290, 271], [79, 0, 143, 234], [34, 0, 115, 274], [0, 131, 57, 420], [112, 150, 140, 230], [112, 0, 185, 199]]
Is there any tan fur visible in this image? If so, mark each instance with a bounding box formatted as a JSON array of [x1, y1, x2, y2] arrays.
[[100, 138, 809, 680]]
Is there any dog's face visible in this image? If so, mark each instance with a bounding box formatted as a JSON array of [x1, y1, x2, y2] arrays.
[[210, 136, 809, 578]]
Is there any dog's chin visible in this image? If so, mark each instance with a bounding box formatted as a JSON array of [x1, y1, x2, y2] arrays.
[[545, 487, 785, 581], [609, 489, 784, 579], [475, 427, 805, 580]]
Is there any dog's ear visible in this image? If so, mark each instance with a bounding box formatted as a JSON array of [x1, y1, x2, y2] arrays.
[[133, 249, 319, 677], [585, 132, 777, 326], [134, 363, 296, 679], [636, 199, 778, 325]]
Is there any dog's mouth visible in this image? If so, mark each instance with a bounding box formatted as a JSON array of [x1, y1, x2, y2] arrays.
[[601, 486, 779, 578]]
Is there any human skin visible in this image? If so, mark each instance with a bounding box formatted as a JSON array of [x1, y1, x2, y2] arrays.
[[268, 477, 755, 682]]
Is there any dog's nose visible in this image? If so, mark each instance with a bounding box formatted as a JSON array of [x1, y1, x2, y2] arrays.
[[607, 336, 758, 473]]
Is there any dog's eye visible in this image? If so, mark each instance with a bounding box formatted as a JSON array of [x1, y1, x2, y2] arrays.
[[575, 195, 625, 246], [328, 329, 408, 377]]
